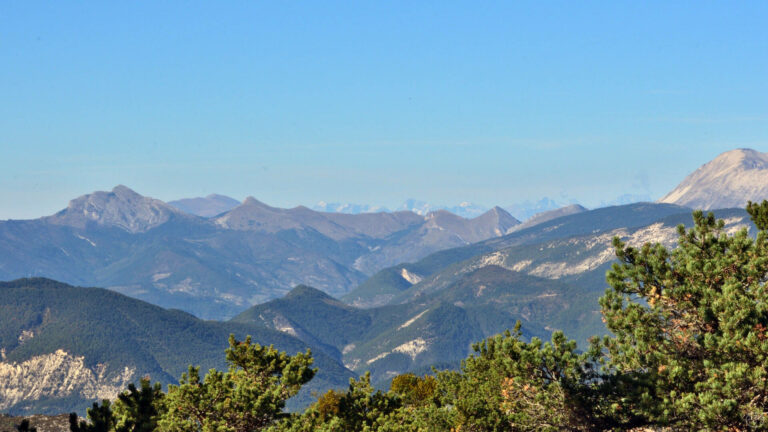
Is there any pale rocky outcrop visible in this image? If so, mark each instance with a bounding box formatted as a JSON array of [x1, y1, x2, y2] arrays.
[[0, 350, 134, 410], [46, 185, 183, 233]]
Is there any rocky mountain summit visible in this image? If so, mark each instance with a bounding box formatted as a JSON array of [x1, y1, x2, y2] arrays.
[[660, 148, 768, 210], [45, 185, 189, 233]]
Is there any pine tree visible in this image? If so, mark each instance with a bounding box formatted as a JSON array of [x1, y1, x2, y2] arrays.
[[449, 323, 609, 431], [158, 334, 316, 432], [70, 400, 117, 432], [600, 206, 768, 429], [114, 377, 164, 432]]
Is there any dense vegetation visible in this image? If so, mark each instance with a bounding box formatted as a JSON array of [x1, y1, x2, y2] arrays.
[[48, 203, 768, 431], [0, 279, 353, 414]]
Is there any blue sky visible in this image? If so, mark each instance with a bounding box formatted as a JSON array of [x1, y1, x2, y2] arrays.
[[1, 1, 767, 219]]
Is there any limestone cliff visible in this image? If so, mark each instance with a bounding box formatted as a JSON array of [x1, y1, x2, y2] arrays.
[[0, 350, 134, 410]]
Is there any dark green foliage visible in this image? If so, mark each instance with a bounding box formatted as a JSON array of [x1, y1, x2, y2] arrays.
[[159, 335, 316, 431], [70, 400, 116, 432], [276, 373, 402, 432], [600, 208, 768, 429], [114, 378, 164, 432], [0, 278, 352, 414], [389, 374, 436, 406], [748, 199, 768, 230], [445, 323, 606, 431], [331, 373, 402, 431]]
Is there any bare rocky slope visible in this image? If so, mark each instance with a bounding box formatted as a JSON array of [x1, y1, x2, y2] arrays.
[[660, 148, 768, 210]]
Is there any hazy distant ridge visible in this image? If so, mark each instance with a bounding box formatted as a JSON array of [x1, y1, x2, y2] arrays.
[[0, 186, 521, 319], [168, 194, 241, 217]]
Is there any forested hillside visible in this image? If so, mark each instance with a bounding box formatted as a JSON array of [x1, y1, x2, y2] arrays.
[[0, 279, 353, 415], [11, 203, 768, 431]]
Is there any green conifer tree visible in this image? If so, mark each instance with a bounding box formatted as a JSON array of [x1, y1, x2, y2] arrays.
[[600, 206, 768, 429], [159, 334, 315, 432], [70, 400, 117, 432], [114, 378, 164, 432]]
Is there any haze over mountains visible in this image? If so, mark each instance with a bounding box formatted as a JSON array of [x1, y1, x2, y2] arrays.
[[0, 186, 523, 319], [1, 148, 767, 320], [167, 194, 241, 218], [2, 148, 768, 415]]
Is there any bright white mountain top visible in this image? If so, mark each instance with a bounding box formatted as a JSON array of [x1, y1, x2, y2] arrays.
[[659, 148, 768, 210]]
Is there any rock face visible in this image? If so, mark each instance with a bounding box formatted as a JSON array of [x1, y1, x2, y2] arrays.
[[46, 185, 187, 233], [0, 350, 134, 410], [659, 148, 768, 210]]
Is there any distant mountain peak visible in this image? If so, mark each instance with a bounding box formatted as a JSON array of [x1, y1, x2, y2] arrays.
[[505, 197, 567, 221], [47, 185, 183, 233], [476, 206, 518, 222], [426, 209, 460, 219], [242, 196, 272, 208], [473, 206, 520, 234], [284, 284, 334, 301], [486, 205, 512, 216], [168, 194, 240, 218], [111, 184, 139, 196], [659, 148, 768, 210], [508, 203, 588, 232]]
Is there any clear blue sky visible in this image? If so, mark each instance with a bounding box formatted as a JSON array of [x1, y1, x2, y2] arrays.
[[1, 1, 767, 219]]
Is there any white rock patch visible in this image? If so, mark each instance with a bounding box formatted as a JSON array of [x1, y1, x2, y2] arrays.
[[0, 350, 135, 410], [398, 310, 428, 330], [400, 268, 423, 285], [393, 338, 428, 360], [365, 338, 429, 365]]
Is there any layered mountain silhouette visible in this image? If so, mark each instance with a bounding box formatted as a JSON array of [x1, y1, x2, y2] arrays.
[[3, 148, 768, 414], [0, 186, 519, 319]]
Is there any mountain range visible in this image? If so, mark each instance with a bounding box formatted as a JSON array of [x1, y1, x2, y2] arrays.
[[3, 148, 768, 415], [0, 186, 521, 319]]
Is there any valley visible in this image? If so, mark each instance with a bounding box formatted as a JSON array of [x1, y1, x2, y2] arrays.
[[2, 148, 768, 417]]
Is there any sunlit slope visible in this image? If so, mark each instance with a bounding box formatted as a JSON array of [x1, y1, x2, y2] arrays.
[[344, 202, 691, 308]]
